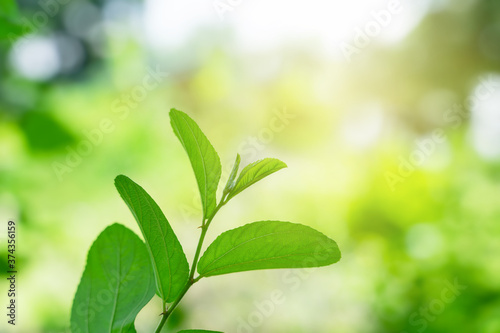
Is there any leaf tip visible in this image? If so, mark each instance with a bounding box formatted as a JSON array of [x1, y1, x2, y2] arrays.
[[169, 108, 183, 118], [114, 174, 128, 186], [108, 222, 124, 229], [114, 174, 125, 180], [273, 158, 287, 169]]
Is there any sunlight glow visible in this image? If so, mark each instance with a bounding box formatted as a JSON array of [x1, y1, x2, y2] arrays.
[[143, 0, 432, 57]]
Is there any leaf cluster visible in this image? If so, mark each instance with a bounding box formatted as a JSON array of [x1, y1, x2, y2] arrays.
[[71, 109, 341, 332]]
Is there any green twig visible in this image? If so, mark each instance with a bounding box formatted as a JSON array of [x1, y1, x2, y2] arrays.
[[154, 198, 227, 332]]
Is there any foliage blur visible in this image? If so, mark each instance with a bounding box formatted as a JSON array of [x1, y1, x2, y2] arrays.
[[1, 0, 500, 332]]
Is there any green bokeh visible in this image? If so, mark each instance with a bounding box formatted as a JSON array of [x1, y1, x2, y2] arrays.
[[1, 0, 499, 332]]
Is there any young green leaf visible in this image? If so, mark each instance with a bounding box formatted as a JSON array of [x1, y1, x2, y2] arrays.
[[178, 330, 223, 333], [71, 223, 156, 333], [226, 158, 287, 201], [170, 109, 221, 220], [222, 154, 241, 197], [197, 221, 341, 277], [115, 175, 189, 302]]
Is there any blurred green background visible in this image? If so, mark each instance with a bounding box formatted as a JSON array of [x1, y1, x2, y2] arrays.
[[1, 0, 500, 332]]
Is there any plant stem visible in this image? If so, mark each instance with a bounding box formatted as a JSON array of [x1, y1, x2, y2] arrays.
[[189, 224, 209, 281], [154, 313, 168, 333], [154, 302, 168, 333], [154, 199, 227, 332]]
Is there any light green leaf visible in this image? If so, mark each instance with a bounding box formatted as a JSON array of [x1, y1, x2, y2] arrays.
[[227, 158, 287, 201], [222, 154, 240, 197], [178, 330, 224, 333], [115, 175, 189, 302], [71, 224, 156, 333], [198, 221, 341, 277], [170, 109, 221, 220]]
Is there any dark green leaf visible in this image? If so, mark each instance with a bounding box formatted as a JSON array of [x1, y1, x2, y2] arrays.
[[71, 224, 156, 333], [170, 109, 221, 220], [198, 221, 341, 277], [115, 175, 189, 302], [222, 154, 240, 197], [227, 158, 286, 201]]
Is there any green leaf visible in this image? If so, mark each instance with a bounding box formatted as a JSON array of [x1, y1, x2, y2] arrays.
[[198, 221, 341, 277], [0, 0, 19, 17], [71, 224, 156, 333], [222, 154, 240, 197], [227, 158, 287, 201], [115, 175, 189, 302], [170, 109, 221, 220], [178, 330, 224, 333], [0, 16, 23, 41]]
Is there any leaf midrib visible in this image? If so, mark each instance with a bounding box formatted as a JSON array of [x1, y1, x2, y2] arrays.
[[231, 159, 284, 197], [141, 186, 173, 300], [201, 251, 328, 276], [239, 159, 269, 181], [117, 247, 153, 333], [108, 233, 122, 332], [118, 181, 171, 300], [200, 228, 314, 274], [176, 113, 213, 218], [85, 271, 92, 333]]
